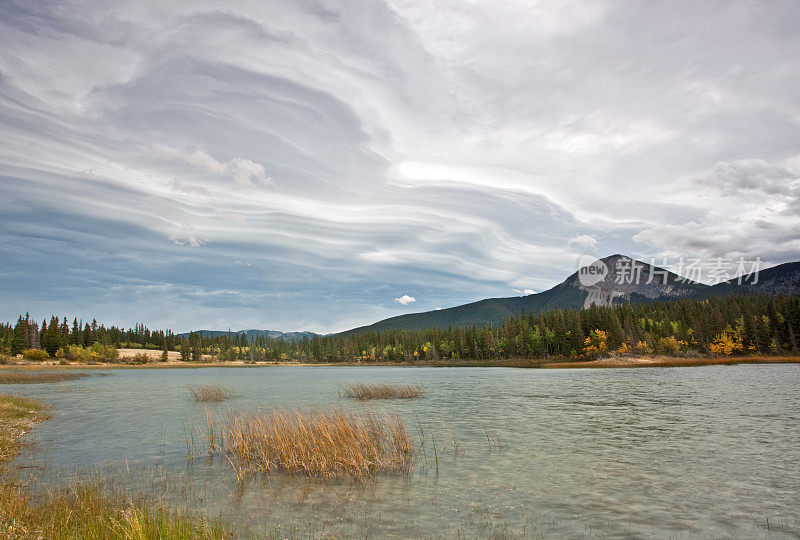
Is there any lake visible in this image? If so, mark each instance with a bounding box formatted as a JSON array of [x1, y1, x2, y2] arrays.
[[10, 365, 800, 537]]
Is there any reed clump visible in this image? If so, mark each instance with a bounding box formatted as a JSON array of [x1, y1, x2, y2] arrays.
[[189, 384, 237, 402], [0, 372, 88, 384], [340, 383, 425, 400], [217, 408, 413, 480]]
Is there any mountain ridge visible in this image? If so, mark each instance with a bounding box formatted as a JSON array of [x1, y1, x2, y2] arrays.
[[177, 329, 319, 341], [180, 256, 800, 339], [339, 254, 800, 335]]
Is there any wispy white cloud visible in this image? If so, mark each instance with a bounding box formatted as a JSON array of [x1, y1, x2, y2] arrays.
[[152, 144, 273, 188], [1, 0, 799, 332], [513, 289, 536, 296], [394, 294, 416, 305], [568, 234, 598, 251]]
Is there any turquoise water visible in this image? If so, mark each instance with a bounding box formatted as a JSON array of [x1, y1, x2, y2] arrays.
[[10, 365, 800, 537]]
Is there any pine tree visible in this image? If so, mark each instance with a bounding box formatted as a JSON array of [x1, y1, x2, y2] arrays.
[[11, 316, 29, 356], [83, 323, 93, 347], [71, 318, 81, 345], [44, 315, 62, 357]]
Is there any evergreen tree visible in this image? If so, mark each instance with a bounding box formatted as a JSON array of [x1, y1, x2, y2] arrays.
[[44, 315, 62, 356], [83, 323, 93, 347], [11, 316, 29, 356]]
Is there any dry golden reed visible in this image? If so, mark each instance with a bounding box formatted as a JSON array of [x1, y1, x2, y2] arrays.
[[0, 372, 88, 384], [189, 384, 237, 402], [216, 408, 413, 480], [340, 383, 425, 400]]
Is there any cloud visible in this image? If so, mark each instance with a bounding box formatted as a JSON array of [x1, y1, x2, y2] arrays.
[[153, 144, 273, 188], [1, 1, 800, 332], [699, 159, 798, 196], [513, 289, 536, 296], [567, 234, 598, 251], [633, 157, 800, 261], [169, 179, 210, 197], [394, 294, 416, 305]]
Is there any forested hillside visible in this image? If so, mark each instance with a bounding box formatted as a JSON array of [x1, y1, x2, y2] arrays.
[[3, 294, 798, 364]]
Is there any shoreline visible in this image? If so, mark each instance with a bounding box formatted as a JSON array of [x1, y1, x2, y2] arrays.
[[540, 355, 800, 369], [1, 354, 800, 371], [0, 394, 230, 537]]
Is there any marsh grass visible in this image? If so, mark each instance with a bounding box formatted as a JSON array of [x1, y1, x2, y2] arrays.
[[0, 480, 231, 539], [0, 372, 88, 384], [340, 383, 425, 400], [189, 385, 238, 402], [0, 394, 231, 539], [0, 395, 50, 463], [212, 408, 413, 480]]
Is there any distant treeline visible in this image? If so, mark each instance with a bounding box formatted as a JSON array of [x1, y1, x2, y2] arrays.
[[0, 316, 177, 358], [2, 294, 799, 363]]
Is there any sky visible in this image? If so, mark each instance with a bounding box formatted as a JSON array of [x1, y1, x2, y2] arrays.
[[1, 1, 799, 333]]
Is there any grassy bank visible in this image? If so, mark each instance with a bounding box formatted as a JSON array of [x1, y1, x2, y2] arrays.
[[0, 394, 231, 539]]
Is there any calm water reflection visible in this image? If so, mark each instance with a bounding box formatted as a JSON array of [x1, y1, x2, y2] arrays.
[[11, 365, 800, 537]]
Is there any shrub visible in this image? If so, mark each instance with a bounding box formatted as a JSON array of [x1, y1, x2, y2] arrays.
[[22, 349, 50, 362], [89, 343, 118, 363], [65, 345, 88, 363], [657, 335, 687, 355], [128, 352, 150, 364]]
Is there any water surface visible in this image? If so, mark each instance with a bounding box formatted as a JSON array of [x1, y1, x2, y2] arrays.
[[11, 365, 800, 537]]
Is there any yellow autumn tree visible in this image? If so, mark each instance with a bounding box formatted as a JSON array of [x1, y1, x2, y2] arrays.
[[582, 329, 608, 358], [709, 326, 743, 356]]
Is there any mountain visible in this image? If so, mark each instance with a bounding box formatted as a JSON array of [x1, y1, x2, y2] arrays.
[[712, 260, 800, 296], [178, 329, 319, 341], [342, 254, 800, 334]]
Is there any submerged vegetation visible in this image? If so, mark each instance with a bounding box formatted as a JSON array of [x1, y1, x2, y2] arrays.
[[189, 385, 237, 402], [211, 408, 413, 480], [2, 294, 799, 364], [0, 372, 89, 384], [0, 394, 231, 539], [341, 383, 425, 400]]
